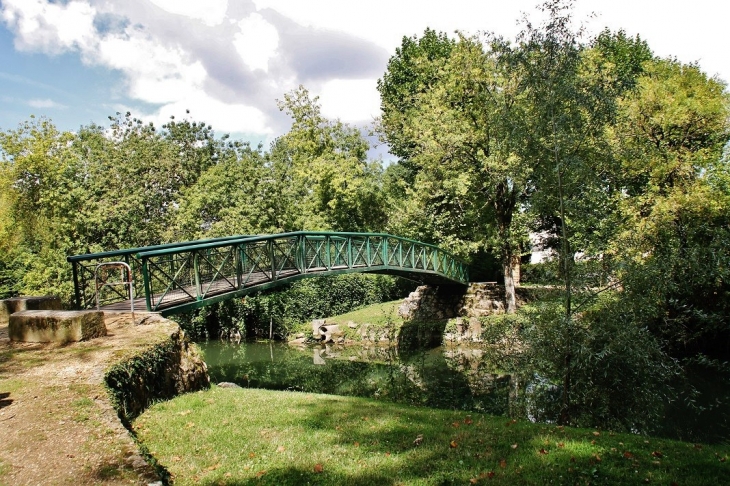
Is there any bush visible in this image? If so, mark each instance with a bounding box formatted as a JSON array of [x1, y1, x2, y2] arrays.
[[173, 274, 415, 341]]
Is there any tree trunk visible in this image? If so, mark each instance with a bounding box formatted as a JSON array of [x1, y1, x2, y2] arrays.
[[511, 253, 521, 286], [503, 253, 517, 314]]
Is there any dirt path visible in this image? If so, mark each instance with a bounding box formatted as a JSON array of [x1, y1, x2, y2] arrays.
[[0, 313, 177, 485]]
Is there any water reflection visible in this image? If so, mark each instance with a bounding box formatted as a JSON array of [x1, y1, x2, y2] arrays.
[[197, 340, 730, 444], [199, 340, 515, 416]]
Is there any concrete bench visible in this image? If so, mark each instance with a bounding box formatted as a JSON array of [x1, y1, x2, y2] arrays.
[[8, 310, 107, 343]]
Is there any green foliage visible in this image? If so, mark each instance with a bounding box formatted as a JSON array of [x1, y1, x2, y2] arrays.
[[377, 28, 455, 166], [173, 274, 410, 341], [271, 86, 387, 232], [495, 295, 680, 433]]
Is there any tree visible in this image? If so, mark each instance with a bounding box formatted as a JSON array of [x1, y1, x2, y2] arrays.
[[270, 86, 387, 232], [378, 28, 455, 176], [381, 33, 528, 312], [168, 141, 271, 239], [611, 58, 730, 358], [0, 117, 94, 300]]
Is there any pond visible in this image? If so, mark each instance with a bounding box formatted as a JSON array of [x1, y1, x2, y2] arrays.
[[198, 340, 730, 444]]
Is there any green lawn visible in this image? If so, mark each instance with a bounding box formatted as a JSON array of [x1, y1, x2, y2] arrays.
[[134, 386, 729, 485]]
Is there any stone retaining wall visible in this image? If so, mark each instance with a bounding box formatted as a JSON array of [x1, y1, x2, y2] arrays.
[[105, 326, 210, 423]]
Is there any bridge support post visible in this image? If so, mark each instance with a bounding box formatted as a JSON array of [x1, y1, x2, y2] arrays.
[[193, 252, 202, 300]]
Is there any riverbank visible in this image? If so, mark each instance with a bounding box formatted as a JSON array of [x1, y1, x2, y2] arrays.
[[0, 313, 204, 485], [135, 384, 729, 485]]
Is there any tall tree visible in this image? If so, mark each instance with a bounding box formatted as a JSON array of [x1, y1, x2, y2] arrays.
[[378, 28, 455, 180], [382, 34, 527, 312], [271, 86, 386, 232]]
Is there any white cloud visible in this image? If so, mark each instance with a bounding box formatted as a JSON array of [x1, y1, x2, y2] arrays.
[[1, 0, 97, 54], [135, 92, 272, 135], [233, 13, 279, 72], [148, 0, 228, 27], [318, 79, 380, 123], [93, 34, 207, 104], [27, 98, 67, 109]]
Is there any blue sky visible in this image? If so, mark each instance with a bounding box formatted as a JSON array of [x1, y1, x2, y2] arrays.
[[1, 0, 728, 149]]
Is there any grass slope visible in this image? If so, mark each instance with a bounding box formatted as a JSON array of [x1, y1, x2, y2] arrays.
[[134, 386, 729, 485]]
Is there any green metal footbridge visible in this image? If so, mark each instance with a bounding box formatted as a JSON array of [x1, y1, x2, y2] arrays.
[[67, 232, 469, 316]]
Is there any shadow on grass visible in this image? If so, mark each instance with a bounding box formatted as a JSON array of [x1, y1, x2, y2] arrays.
[[168, 388, 730, 486]]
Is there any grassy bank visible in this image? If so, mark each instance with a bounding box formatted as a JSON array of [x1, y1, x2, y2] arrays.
[[134, 386, 728, 485]]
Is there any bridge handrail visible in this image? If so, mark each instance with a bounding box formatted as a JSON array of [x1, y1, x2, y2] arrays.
[[66, 234, 256, 263], [134, 231, 461, 261]]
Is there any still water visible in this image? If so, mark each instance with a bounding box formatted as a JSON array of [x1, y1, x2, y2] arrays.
[[198, 340, 729, 444]]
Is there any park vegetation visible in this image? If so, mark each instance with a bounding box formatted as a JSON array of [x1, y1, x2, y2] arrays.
[[1, 0, 729, 433]]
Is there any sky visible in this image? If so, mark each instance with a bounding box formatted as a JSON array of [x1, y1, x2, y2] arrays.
[[1, 0, 728, 153]]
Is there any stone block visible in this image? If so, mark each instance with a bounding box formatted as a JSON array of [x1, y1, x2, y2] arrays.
[[0, 296, 62, 326], [9, 310, 107, 343]]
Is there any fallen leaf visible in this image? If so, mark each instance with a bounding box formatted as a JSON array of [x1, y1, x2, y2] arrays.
[[593, 431, 600, 436], [511, 444, 518, 449], [172, 456, 181, 462], [255, 470, 266, 478], [314, 464, 324, 473], [248, 453, 255, 459], [539, 448, 549, 455], [623, 451, 634, 459], [592, 454, 602, 462], [206, 463, 221, 471], [499, 459, 507, 468], [470, 479, 478, 485], [276, 446, 285, 453], [487, 471, 495, 478], [385, 452, 391, 457], [452, 422, 461, 428], [651, 451, 663, 458], [224, 472, 232, 478], [720, 456, 727, 463], [591, 440, 596, 445], [179, 410, 191, 416], [464, 416, 473, 425], [185, 422, 195, 428], [557, 442, 565, 448], [354, 441, 360, 447], [450, 440, 458, 448]]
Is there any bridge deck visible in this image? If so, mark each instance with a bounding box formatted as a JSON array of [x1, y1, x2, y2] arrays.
[[98, 265, 354, 313]]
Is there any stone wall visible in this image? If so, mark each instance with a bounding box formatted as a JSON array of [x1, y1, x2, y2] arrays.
[[398, 283, 508, 322], [397, 283, 538, 343], [105, 326, 210, 422], [397, 285, 464, 322]]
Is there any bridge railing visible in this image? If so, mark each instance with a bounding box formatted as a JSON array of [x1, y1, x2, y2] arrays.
[[66, 235, 254, 309], [68, 232, 468, 313], [135, 232, 468, 313]]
